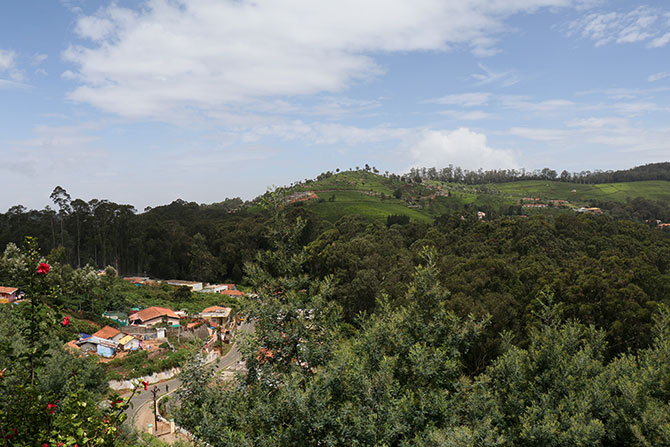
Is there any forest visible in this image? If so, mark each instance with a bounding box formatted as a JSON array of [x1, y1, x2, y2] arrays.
[[405, 161, 670, 185], [174, 206, 670, 446], [2, 166, 670, 445]]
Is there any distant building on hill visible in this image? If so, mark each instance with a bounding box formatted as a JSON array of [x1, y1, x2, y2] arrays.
[[166, 280, 203, 291], [577, 207, 603, 215], [102, 311, 129, 326], [220, 289, 245, 297], [201, 283, 236, 293]]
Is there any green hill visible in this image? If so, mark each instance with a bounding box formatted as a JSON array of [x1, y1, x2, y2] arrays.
[[490, 180, 670, 203], [280, 170, 670, 224]]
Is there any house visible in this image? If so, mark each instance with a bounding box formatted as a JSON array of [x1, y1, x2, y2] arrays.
[[220, 289, 245, 297], [577, 207, 603, 215], [102, 311, 129, 326], [0, 286, 18, 304], [118, 334, 142, 351], [77, 334, 97, 354], [89, 336, 119, 358], [200, 306, 232, 327], [658, 223, 670, 229], [166, 280, 203, 291], [123, 276, 150, 286], [129, 306, 181, 327], [92, 325, 125, 342], [201, 283, 236, 293]]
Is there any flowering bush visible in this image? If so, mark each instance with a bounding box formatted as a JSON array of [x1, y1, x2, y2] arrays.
[[37, 262, 50, 274], [0, 238, 141, 446]]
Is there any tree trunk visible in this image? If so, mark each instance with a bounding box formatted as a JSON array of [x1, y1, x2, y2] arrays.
[[76, 214, 81, 268]]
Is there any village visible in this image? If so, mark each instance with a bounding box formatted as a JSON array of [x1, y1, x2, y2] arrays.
[[66, 278, 245, 362], [1, 276, 246, 364]]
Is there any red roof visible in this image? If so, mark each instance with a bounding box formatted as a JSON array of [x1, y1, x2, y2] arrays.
[[92, 325, 121, 340], [201, 305, 232, 314], [220, 290, 245, 296], [129, 306, 179, 323], [0, 286, 18, 294]]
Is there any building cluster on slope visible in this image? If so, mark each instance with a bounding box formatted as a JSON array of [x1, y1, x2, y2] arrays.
[[60, 280, 245, 360], [519, 197, 602, 214]]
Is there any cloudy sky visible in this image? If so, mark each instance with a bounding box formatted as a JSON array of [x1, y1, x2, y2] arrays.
[[2, 0, 670, 211]]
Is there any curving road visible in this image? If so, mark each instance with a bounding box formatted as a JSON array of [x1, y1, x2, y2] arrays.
[[125, 320, 252, 431]]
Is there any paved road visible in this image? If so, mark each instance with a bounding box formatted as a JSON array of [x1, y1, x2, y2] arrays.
[[125, 321, 251, 430]]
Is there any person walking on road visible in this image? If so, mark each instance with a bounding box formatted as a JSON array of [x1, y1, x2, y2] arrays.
[[166, 384, 169, 393]]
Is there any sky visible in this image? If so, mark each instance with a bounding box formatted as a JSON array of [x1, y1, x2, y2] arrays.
[[1, 0, 670, 212]]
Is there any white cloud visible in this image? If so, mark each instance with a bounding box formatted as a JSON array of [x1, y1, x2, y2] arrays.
[[566, 117, 628, 128], [0, 48, 26, 85], [568, 6, 670, 47], [471, 63, 519, 87], [440, 110, 492, 120], [64, 0, 592, 120], [31, 53, 48, 66], [612, 101, 662, 115], [312, 96, 382, 118], [648, 72, 670, 82], [408, 128, 518, 170], [509, 127, 570, 141], [0, 49, 15, 71], [430, 92, 491, 107], [649, 32, 670, 48], [500, 95, 575, 111], [1, 124, 104, 178]]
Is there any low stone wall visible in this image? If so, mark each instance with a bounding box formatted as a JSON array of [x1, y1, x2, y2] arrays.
[[122, 325, 210, 340], [108, 350, 218, 390]]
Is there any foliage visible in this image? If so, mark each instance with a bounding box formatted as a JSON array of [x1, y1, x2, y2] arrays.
[[0, 238, 140, 446]]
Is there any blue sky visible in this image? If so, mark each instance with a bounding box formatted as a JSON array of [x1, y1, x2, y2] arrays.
[[2, 0, 670, 211]]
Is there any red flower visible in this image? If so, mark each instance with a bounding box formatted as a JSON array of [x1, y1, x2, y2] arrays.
[[62, 316, 70, 326], [37, 263, 50, 274], [47, 403, 57, 414], [142, 380, 149, 390]]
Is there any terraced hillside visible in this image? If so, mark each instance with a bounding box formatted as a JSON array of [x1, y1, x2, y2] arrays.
[[281, 170, 670, 223], [491, 180, 670, 203]]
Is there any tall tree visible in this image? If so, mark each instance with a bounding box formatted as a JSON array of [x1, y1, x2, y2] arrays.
[[50, 186, 72, 249]]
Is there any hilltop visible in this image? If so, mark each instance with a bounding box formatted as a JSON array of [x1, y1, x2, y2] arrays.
[[275, 169, 670, 224]]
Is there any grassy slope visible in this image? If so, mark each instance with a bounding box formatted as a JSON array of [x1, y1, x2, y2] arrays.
[[308, 190, 433, 223], [282, 171, 670, 224], [491, 180, 670, 204], [294, 171, 433, 223]]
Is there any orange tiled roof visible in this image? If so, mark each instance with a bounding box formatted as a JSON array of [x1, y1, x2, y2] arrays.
[[220, 290, 245, 296], [129, 306, 179, 323], [92, 325, 121, 340], [201, 305, 232, 314], [0, 286, 18, 294]]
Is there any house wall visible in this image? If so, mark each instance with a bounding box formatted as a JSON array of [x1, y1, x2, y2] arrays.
[[142, 316, 181, 327], [80, 342, 96, 353], [123, 339, 141, 350], [97, 344, 116, 358], [0, 291, 17, 303]]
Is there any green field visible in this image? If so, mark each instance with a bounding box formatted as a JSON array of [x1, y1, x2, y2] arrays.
[[282, 172, 670, 223], [306, 190, 433, 223], [491, 180, 670, 204]]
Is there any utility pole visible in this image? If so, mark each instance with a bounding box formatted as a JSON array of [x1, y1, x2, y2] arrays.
[[151, 385, 160, 433]]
